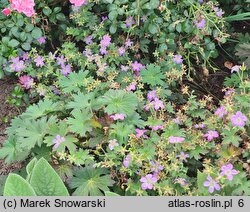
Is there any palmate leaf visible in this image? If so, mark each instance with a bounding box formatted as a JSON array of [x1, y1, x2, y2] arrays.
[[110, 123, 134, 144], [100, 90, 138, 115], [66, 92, 95, 113], [16, 116, 58, 150], [69, 149, 94, 166], [44, 121, 78, 153], [21, 99, 60, 120], [0, 136, 30, 164], [70, 166, 114, 196], [140, 64, 165, 86], [124, 112, 146, 128], [67, 109, 93, 137], [59, 71, 93, 93], [222, 128, 242, 147]]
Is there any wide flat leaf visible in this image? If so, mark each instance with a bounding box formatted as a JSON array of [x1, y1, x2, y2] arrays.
[[100, 90, 138, 115], [67, 109, 93, 137], [30, 158, 69, 196], [26, 158, 38, 181], [70, 166, 114, 196], [4, 174, 36, 196], [22, 99, 60, 119], [104, 191, 120, 196], [16, 116, 58, 150], [0, 136, 30, 164]]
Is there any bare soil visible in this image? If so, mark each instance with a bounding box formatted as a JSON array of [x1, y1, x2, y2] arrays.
[[0, 77, 23, 175]]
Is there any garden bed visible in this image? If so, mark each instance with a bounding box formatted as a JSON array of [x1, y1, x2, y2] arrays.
[[0, 0, 249, 196]]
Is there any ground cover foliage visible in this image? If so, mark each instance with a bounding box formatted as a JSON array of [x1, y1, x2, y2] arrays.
[[0, 0, 250, 196]]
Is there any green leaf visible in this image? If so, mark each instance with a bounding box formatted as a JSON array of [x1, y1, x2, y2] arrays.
[[11, 27, 20, 38], [4, 174, 36, 196], [108, 11, 118, 21], [235, 43, 250, 67], [22, 99, 60, 120], [8, 39, 20, 48], [0, 136, 29, 164], [140, 64, 165, 86], [67, 109, 93, 137], [222, 128, 242, 147], [21, 42, 31, 51], [20, 32, 27, 42], [197, 171, 209, 195], [148, 23, 158, 34], [100, 90, 138, 115], [26, 158, 38, 181], [69, 149, 94, 166], [25, 24, 34, 32], [31, 28, 43, 39], [70, 166, 114, 196], [110, 24, 117, 34], [16, 116, 58, 150], [44, 121, 78, 153], [43, 7, 52, 16], [104, 191, 120, 196], [66, 92, 94, 114], [56, 13, 66, 21], [59, 71, 92, 93], [110, 123, 134, 144], [30, 158, 69, 196], [17, 16, 24, 27]]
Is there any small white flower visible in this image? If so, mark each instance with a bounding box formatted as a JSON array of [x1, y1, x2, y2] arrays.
[[108, 139, 119, 150], [231, 65, 242, 73]]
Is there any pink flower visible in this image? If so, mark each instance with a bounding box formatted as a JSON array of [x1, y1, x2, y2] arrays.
[[215, 106, 228, 119], [37, 36, 46, 45], [147, 90, 157, 101], [220, 164, 238, 181], [125, 16, 135, 28], [2, 8, 11, 16], [19, 75, 34, 89], [150, 125, 163, 131], [110, 114, 126, 121], [176, 152, 190, 162], [169, 136, 185, 143], [140, 174, 158, 190], [123, 155, 131, 168], [131, 61, 144, 72], [11, 0, 35, 17], [69, 0, 88, 7], [203, 176, 221, 193], [231, 111, 248, 127], [173, 54, 183, 64], [118, 46, 126, 56], [100, 35, 111, 48], [135, 128, 148, 139], [152, 98, 164, 110], [204, 130, 219, 141], [174, 178, 187, 187], [195, 18, 206, 29], [126, 82, 136, 91], [108, 139, 119, 150], [52, 135, 65, 150]]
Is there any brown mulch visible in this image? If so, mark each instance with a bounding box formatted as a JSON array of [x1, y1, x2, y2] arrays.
[[0, 77, 24, 175]]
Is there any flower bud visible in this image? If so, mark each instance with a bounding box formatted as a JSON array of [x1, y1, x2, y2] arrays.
[[2, 8, 11, 16]]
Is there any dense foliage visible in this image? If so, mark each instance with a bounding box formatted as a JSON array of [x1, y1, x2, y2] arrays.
[[0, 0, 249, 196]]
